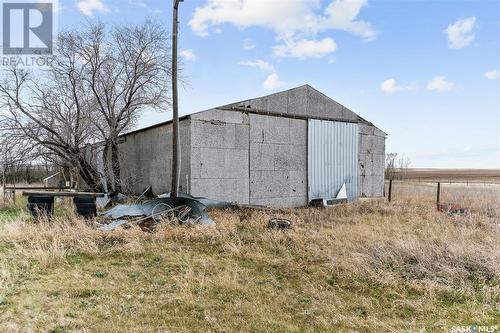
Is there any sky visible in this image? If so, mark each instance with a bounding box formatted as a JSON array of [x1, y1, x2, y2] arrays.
[[54, 1, 500, 168]]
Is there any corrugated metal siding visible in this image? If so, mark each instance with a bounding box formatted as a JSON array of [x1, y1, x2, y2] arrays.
[[308, 120, 359, 202]]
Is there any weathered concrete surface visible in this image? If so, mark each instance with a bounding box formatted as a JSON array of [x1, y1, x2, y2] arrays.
[[116, 85, 386, 205], [190, 108, 247, 124], [249, 114, 307, 207], [358, 124, 386, 197], [189, 109, 250, 204], [118, 120, 191, 195], [228, 85, 361, 122]]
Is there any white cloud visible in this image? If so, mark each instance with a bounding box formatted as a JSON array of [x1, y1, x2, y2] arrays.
[[427, 76, 454, 92], [444, 17, 476, 49], [273, 37, 337, 59], [238, 60, 275, 72], [76, 0, 108, 16], [321, 0, 376, 41], [485, 69, 500, 80], [189, 0, 376, 57], [242, 38, 256, 50], [380, 78, 416, 94], [180, 49, 197, 62], [263, 73, 286, 91], [380, 78, 402, 93], [190, 0, 319, 36], [238, 59, 284, 90]]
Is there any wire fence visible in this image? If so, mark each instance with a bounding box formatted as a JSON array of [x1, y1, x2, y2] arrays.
[[384, 179, 500, 214]]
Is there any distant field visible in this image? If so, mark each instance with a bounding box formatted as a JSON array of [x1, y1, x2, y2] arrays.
[[394, 168, 500, 183]]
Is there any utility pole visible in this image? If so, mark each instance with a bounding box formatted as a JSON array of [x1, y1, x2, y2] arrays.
[[171, 0, 182, 198]]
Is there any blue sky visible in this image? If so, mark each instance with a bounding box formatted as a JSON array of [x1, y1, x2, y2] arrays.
[[59, 0, 499, 168]]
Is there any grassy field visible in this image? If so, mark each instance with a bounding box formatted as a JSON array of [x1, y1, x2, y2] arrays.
[[396, 168, 500, 183], [0, 182, 499, 332], [386, 180, 500, 215]]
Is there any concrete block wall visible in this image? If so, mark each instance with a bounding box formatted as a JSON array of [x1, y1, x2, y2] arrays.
[[232, 85, 361, 123], [118, 120, 191, 195], [358, 124, 386, 197], [249, 114, 308, 207], [115, 85, 386, 205], [189, 109, 250, 204]]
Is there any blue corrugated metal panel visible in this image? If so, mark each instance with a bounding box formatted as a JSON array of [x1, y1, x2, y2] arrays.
[[308, 120, 359, 202]]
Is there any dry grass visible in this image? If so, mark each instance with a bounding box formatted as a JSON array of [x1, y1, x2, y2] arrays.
[[388, 181, 500, 216], [0, 195, 499, 332]]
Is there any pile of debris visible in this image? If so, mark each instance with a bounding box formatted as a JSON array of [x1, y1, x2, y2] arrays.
[[96, 192, 230, 231]]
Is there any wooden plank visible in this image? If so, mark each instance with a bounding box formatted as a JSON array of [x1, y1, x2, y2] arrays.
[[22, 191, 105, 198]]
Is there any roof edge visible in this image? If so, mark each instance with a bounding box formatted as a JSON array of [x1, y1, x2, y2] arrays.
[[120, 84, 387, 137]]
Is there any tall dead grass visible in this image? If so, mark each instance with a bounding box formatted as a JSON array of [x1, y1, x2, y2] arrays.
[[1, 200, 497, 301], [389, 181, 500, 215], [0, 216, 147, 268]]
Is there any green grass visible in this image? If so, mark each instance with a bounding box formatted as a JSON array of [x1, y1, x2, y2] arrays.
[[0, 207, 21, 222], [0, 195, 27, 223], [0, 196, 76, 224], [0, 201, 498, 332]]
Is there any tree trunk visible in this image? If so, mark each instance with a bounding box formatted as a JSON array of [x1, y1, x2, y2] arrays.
[[77, 156, 104, 192], [110, 140, 122, 193], [102, 139, 112, 192]]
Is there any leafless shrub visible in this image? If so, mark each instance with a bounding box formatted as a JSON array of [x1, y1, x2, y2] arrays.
[[0, 20, 171, 191]]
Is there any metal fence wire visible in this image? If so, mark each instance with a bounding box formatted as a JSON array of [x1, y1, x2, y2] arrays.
[[385, 180, 500, 215]]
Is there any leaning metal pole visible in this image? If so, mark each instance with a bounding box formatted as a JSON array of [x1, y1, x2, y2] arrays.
[[170, 0, 181, 198]]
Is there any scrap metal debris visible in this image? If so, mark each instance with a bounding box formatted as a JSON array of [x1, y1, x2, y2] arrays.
[[268, 218, 293, 230], [136, 186, 155, 203], [308, 183, 349, 207], [98, 219, 129, 231], [95, 194, 112, 210], [97, 192, 230, 231]]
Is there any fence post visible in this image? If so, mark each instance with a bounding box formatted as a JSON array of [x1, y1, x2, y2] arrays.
[[388, 179, 393, 202], [436, 182, 440, 210]]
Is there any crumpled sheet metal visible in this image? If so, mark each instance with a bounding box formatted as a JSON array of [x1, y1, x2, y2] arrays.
[[98, 219, 129, 231], [157, 192, 230, 209], [99, 193, 231, 231]]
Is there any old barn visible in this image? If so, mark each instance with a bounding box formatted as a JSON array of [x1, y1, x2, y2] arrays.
[[115, 85, 386, 207]]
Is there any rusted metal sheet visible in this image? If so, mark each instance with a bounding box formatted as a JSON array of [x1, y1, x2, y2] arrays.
[[308, 120, 359, 202]]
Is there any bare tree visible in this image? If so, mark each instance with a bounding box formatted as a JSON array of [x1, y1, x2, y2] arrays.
[[0, 134, 45, 185], [385, 153, 411, 180], [64, 21, 171, 192], [0, 20, 171, 192], [385, 153, 398, 180], [0, 64, 103, 190], [397, 154, 411, 180]]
